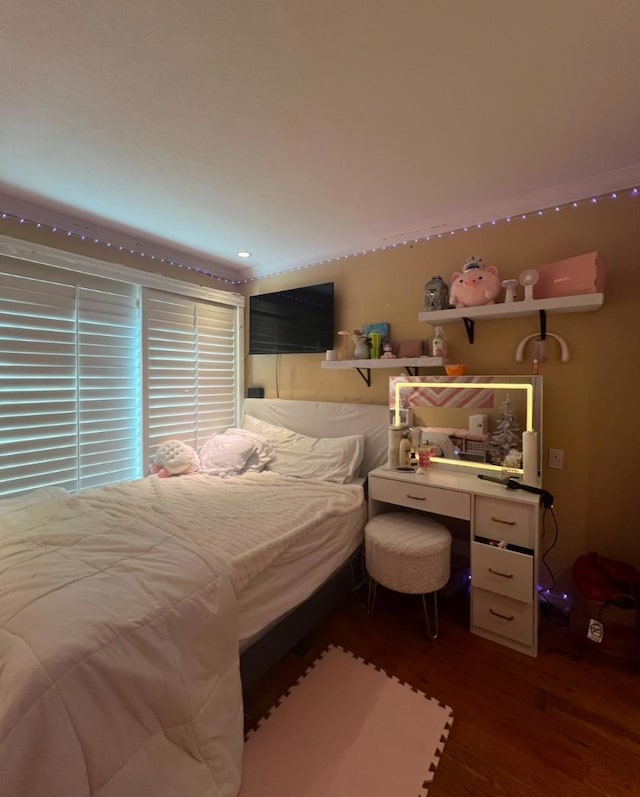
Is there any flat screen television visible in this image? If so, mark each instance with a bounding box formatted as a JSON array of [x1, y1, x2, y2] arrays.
[[249, 282, 334, 354]]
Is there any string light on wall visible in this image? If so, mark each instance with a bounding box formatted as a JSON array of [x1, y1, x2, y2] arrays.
[[0, 210, 244, 285], [280, 186, 638, 282], [1, 186, 638, 284]]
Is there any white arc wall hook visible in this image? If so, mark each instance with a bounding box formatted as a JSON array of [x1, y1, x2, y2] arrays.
[[514, 332, 570, 363]]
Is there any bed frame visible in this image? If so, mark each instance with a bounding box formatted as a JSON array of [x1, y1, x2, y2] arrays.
[[238, 398, 388, 691], [240, 551, 363, 690]]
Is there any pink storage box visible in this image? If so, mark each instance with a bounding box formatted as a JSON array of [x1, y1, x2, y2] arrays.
[[533, 252, 605, 299]]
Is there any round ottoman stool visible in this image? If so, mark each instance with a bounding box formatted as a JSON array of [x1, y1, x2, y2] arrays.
[[365, 511, 452, 638]]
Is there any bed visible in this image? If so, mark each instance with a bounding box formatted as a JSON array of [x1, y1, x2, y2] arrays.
[[0, 399, 388, 797]]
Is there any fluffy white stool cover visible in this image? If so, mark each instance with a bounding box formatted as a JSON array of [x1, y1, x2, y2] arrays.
[[365, 511, 451, 594]]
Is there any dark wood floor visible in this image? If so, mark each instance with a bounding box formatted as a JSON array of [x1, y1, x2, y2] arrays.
[[243, 584, 640, 797]]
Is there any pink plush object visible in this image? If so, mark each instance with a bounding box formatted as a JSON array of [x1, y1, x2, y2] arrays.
[[151, 439, 200, 476], [449, 264, 501, 308], [149, 463, 171, 478]]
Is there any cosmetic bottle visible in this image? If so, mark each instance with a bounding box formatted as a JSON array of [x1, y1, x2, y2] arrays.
[[432, 326, 447, 358], [398, 436, 412, 469]]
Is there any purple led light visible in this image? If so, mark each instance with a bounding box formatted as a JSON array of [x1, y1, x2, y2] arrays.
[[0, 184, 633, 285]]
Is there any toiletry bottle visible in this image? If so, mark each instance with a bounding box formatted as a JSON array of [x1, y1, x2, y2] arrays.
[[398, 435, 412, 468], [432, 326, 446, 358]]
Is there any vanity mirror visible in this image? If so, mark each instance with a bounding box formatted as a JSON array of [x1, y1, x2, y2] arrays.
[[389, 375, 542, 484]]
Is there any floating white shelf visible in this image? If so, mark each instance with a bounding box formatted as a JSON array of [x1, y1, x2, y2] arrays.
[[321, 356, 448, 386], [418, 293, 604, 325], [321, 356, 448, 370]]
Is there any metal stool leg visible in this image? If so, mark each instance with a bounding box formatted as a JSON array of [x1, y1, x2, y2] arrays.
[[421, 591, 439, 639], [367, 578, 378, 615]]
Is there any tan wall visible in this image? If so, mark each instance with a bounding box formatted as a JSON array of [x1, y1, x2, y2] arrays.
[[4, 195, 639, 581], [245, 193, 640, 579], [0, 217, 241, 293]]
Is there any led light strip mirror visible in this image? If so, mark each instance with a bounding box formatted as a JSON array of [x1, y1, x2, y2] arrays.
[[392, 377, 540, 481]]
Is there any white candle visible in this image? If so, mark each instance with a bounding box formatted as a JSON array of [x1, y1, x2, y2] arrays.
[[522, 430, 538, 485], [388, 425, 405, 469]]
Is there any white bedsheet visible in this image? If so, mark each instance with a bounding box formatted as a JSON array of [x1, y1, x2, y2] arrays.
[[237, 493, 364, 644], [0, 473, 365, 797]]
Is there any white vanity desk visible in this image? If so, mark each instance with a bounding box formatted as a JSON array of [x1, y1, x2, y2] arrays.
[[368, 465, 542, 657]]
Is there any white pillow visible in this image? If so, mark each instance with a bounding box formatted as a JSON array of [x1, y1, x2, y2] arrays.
[[199, 428, 274, 477], [241, 415, 364, 484]]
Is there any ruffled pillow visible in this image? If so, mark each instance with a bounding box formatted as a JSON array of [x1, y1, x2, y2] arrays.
[[199, 429, 274, 477]]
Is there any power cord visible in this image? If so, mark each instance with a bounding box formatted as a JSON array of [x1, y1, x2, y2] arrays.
[[541, 505, 559, 593]]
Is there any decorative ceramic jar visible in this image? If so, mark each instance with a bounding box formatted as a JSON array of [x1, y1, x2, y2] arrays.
[[352, 334, 370, 359], [424, 275, 450, 311]]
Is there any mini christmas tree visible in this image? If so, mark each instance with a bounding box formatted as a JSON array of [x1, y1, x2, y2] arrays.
[[489, 395, 521, 465]]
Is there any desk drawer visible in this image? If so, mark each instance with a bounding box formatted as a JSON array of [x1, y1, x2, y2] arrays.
[[471, 542, 534, 603], [472, 587, 534, 646], [474, 496, 536, 548], [369, 476, 470, 520]]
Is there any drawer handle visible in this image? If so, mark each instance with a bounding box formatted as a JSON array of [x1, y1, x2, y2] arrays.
[[488, 567, 514, 579], [491, 516, 516, 526], [406, 494, 426, 501], [489, 608, 514, 622]]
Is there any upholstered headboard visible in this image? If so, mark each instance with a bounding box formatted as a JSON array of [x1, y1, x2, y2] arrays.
[[242, 398, 389, 477]]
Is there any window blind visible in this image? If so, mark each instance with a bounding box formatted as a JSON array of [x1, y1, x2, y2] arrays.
[[1, 239, 242, 498], [0, 263, 141, 497], [77, 286, 141, 491], [144, 290, 238, 463]]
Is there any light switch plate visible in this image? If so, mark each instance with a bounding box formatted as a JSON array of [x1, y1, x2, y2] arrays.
[[548, 448, 564, 469]]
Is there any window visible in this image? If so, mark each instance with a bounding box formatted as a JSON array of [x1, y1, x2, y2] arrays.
[[144, 290, 239, 461], [0, 262, 141, 496], [0, 240, 243, 498]]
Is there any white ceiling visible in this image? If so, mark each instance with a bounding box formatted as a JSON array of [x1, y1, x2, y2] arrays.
[[2, 1, 640, 282]]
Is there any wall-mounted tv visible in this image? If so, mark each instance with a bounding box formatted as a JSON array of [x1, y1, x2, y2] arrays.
[[249, 282, 334, 354]]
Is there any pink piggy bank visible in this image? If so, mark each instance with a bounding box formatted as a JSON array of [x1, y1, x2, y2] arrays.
[[449, 265, 501, 308]]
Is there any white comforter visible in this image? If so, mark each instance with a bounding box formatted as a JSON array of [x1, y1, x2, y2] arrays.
[[0, 474, 364, 797]]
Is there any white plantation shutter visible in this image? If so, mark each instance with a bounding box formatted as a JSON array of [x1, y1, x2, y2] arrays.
[[77, 287, 141, 491], [1, 239, 242, 497], [1, 272, 77, 495], [144, 290, 238, 460], [0, 262, 141, 497]]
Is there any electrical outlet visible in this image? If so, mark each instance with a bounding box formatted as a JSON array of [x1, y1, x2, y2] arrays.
[[548, 448, 564, 469], [587, 619, 604, 643]]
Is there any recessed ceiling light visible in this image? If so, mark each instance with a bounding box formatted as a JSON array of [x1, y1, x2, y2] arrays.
[[237, 250, 252, 258]]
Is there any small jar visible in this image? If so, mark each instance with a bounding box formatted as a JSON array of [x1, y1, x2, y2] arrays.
[[417, 444, 432, 470]]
